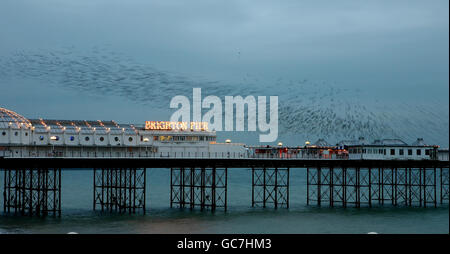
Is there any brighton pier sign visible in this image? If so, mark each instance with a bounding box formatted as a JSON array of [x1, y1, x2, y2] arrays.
[[145, 121, 208, 131], [169, 88, 278, 142]]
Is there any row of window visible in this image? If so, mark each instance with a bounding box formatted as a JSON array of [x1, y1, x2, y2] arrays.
[[37, 136, 134, 142], [389, 148, 430, 156], [2, 132, 217, 143], [1, 131, 29, 136], [349, 148, 431, 156]]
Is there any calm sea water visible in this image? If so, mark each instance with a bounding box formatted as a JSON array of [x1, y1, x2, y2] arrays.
[[0, 169, 448, 234]]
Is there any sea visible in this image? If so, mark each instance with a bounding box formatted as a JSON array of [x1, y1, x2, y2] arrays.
[[0, 168, 448, 234]]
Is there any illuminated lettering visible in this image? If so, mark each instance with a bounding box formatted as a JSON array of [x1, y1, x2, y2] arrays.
[[144, 121, 208, 131]]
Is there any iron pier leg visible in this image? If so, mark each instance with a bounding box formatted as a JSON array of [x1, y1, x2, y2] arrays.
[[306, 168, 309, 206]]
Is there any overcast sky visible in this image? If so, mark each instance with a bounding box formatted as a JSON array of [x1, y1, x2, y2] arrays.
[[0, 0, 448, 144], [1, 0, 448, 85]]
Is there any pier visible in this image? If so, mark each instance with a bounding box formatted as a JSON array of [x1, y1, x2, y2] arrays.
[[1, 157, 448, 217], [0, 108, 448, 217]]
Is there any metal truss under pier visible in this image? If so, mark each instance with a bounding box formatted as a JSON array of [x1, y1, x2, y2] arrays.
[[170, 167, 227, 211], [3, 168, 61, 216], [252, 168, 289, 209], [93, 168, 146, 214], [441, 168, 449, 204], [307, 167, 450, 207]]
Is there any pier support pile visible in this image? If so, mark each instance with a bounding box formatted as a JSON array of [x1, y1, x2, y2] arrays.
[[441, 168, 449, 204], [307, 167, 449, 207], [252, 167, 289, 208], [93, 168, 146, 214], [3, 168, 61, 216], [170, 167, 227, 211]]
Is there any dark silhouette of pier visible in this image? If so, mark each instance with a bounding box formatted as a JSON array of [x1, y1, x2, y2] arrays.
[[1, 157, 448, 217]]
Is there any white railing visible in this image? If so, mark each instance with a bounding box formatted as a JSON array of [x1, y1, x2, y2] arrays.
[[3, 149, 351, 160], [3, 148, 445, 161]]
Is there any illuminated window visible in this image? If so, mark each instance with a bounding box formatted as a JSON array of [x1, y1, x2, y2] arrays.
[[160, 136, 173, 142], [153, 136, 158, 141]]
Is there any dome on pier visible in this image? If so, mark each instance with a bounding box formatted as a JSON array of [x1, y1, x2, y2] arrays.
[[0, 107, 32, 128]]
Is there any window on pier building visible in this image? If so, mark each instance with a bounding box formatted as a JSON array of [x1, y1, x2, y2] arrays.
[[425, 149, 430, 156], [399, 149, 404, 156], [205, 136, 216, 141], [185, 136, 199, 141], [417, 149, 421, 156], [160, 136, 173, 141], [408, 149, 413, 155], [390, 149, 395, 155]]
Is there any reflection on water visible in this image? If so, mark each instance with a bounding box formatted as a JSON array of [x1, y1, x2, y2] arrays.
[[0, 169, 448, 234]]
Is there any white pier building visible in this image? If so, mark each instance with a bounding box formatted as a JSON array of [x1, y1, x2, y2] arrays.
[[0, 107, 247, 158]]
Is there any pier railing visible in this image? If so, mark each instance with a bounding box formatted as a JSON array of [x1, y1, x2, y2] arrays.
[[4, 150, 354, 160]]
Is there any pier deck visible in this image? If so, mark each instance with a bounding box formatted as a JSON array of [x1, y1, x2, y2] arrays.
[[1, 157, 448, 169]]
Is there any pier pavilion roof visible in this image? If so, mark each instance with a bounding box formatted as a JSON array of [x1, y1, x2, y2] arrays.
[[0, 107, 32, 129], [0, 106, 139, 134], [28, 119, 138, 134]]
